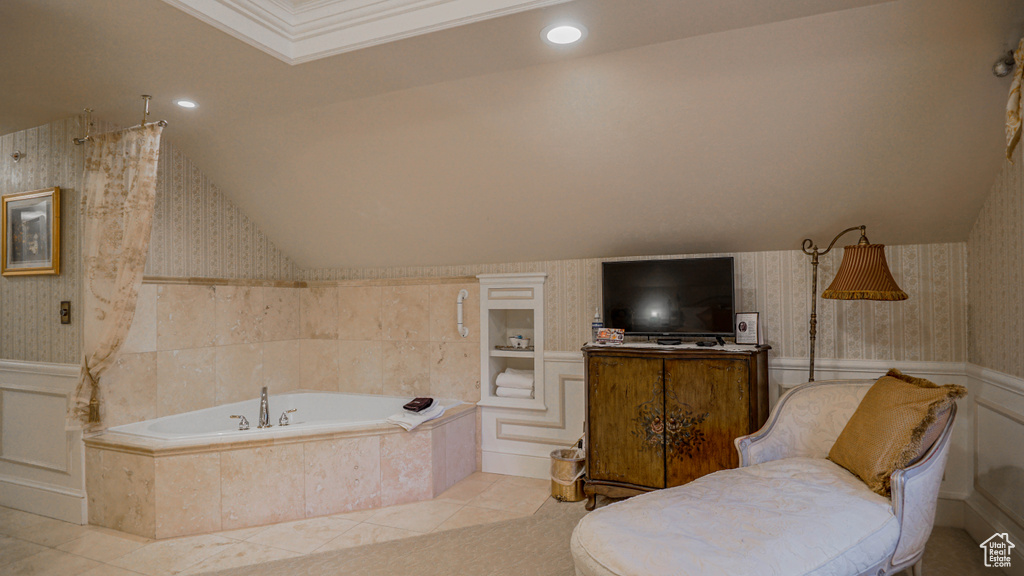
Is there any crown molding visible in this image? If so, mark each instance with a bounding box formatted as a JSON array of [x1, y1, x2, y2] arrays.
[[162, 0, 571, 64]]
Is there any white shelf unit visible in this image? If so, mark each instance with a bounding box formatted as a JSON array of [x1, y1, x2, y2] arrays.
[[477, 273, 546, 411]]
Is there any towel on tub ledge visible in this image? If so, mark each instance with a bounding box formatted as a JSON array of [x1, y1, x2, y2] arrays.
[[387, 402, 446, 431], [495, 368, 534, 390]]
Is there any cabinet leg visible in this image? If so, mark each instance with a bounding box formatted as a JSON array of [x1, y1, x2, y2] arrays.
[[585, 494, 596, 511]]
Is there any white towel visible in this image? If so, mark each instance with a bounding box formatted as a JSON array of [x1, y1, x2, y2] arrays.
[[386, 402, 446, 431], [496, 386, 533, 399], [495, 369, 534, 390]]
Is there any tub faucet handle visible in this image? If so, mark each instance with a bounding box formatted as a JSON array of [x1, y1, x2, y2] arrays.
[[258, 386, 271, 429], [230, 415, 250, 430], [279, 409, 297, 427]]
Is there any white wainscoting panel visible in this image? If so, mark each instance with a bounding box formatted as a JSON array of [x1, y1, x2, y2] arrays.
[[0, 360, 86, 523], [965, 364, 1024, 568], [480, 352, 584, 479]]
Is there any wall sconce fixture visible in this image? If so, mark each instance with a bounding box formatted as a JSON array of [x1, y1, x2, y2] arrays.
[[801, 226, 908, 381], [994, 50, 1016, 78]]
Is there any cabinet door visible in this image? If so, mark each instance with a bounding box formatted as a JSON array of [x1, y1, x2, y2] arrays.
[[663, 358, 748, 486], [587, 355, 665, 488]]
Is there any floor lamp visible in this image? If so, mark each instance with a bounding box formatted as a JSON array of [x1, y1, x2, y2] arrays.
[[801, 225, 908, 381]]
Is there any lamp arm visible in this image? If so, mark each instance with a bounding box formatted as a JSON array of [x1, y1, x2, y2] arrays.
[[802, 225, 865, 258]]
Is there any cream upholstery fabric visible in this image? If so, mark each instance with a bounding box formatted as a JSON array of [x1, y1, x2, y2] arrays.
[[572, 458, 899, 576], [738, 380, 873, 466]]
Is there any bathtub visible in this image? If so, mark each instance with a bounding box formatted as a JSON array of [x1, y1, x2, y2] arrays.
[[107, 391, 463, 444], [85, 391, 478, 539]]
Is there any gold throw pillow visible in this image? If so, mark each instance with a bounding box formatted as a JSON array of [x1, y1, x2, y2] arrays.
[[828, 369, 966, 496]]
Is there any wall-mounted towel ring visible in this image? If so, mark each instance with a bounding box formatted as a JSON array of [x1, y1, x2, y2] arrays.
[[457, 289, 470, 338]]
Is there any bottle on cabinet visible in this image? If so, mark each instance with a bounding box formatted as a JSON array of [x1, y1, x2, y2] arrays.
[[591, 308, 604, 342]]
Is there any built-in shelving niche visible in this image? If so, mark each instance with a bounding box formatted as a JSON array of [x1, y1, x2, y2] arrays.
[[477, 273, 546, 411]]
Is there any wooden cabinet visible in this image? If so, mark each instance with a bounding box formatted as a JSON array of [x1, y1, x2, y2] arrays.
[[583, 345, 770, 509]]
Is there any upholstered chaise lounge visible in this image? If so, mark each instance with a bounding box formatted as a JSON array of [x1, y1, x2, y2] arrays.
[[570, 379, 958, 576]]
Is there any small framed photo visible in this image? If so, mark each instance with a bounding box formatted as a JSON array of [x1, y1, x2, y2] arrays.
[[735, 312, 761, 345], [2, 187, 60, 276]]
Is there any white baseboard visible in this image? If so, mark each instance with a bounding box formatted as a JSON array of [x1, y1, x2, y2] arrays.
[[0, 474, 87, 524], [481, 451, 550, 480]]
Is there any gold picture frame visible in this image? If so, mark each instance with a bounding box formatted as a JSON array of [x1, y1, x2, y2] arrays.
[[2, 187, 60, 276]]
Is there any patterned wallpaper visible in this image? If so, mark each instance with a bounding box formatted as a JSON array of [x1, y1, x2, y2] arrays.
[[304, 242, 968, 362], [968, 144, 1024, 379], [1, 116, 969, 368], [145, 139, 298, 280], [0, 116, 298, 364], [0, 117, 84, 364]]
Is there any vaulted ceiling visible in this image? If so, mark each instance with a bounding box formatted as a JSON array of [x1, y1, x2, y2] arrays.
[[2, 0, 1023, 268]]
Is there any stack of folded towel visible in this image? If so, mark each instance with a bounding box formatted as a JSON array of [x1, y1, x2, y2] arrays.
[[495, 368, 534, 399], [386, 401, 446, 431]]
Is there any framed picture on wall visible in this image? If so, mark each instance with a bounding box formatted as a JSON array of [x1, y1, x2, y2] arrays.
[[735, 312, 761, 345], [2, 187, 60, 276]]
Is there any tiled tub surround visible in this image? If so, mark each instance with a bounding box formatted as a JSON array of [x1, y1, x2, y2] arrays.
[[84, 403, 477, 539], [103, 277, 481, 428]]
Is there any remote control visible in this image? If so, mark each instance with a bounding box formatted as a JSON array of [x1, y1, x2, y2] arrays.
[[656, 338, 682, 345], [696, 341, 717, 347]]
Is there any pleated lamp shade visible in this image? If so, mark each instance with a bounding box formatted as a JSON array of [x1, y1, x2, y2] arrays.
[[821, 244, 908, 301]]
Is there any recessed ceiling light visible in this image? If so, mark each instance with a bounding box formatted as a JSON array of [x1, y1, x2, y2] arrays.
[[543, 24, 586, 46], [176, 100, 197, 109]]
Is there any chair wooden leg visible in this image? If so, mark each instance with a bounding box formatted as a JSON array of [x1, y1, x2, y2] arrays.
[[910, 558, 923, 576]]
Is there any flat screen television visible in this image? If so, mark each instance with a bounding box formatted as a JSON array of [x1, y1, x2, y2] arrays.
[[602, 257, 735, 337]]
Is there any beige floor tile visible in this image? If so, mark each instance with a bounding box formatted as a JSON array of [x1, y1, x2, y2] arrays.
[[177, 541, 301, 575], [432, 505, 526, 532], [314, 523, 420, 552], [245, 516, 359, 554], [2, 548, 100, 576], [469, 477, 552, 515], [500, 475, 551, 489], [7, 516, 93, 547], [328, 509, 376, 523], [88, 525, 153, 544], [217, 525, 270, 541], [435, 477, 495, 503], [0, 534, 49, 568], [57, 529, 149, 562], [465, 471, 504, 484], [80, 565, 148, 576], [0, 507, 48, 535], [364, 499, 463, 533], [110, 534, 236, 576]]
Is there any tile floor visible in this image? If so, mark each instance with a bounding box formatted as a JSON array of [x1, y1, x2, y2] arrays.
[[0, 472, 552, 576]]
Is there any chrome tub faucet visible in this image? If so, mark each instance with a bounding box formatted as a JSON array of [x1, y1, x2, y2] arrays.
[[258, 386, 271, 428]]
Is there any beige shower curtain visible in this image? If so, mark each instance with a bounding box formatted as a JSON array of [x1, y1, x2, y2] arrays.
[[1007, 38, 1024, 160], [69, 122, 163, 431]]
